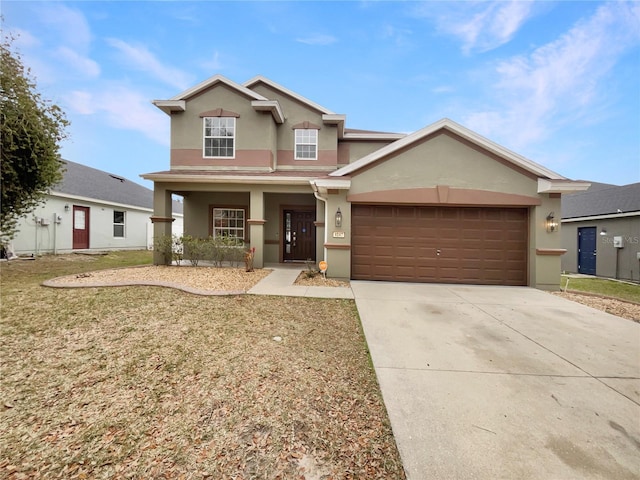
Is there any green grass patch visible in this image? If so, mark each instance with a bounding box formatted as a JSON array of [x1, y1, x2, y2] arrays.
[[561, 276, 640, 304]]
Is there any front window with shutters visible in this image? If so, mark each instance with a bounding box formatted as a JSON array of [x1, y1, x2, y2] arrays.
[[203, 117, 235, 158]]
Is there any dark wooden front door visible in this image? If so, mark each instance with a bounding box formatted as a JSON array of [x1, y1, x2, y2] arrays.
[[73, 206, 90, 249], [577, 226, 597, 275], [283, 210, 315, 261]]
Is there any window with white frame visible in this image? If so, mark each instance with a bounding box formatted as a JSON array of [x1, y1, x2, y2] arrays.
[[113, 210, 125, 238], [295, 129, 318, 160], [213, 208, 245, 244], [203, 117, 235, 158]]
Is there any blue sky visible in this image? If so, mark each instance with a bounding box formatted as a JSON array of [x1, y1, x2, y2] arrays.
[[3, 1, 639, 190]]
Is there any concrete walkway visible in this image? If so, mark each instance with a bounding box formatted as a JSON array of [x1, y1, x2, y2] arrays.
[[351, 281, 640, 480], [247, 263, 353, 299]]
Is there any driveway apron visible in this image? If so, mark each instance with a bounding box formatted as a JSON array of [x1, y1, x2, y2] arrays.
[[352, 281, 640, 480]]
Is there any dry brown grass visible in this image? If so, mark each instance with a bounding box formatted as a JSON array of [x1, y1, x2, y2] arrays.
[[1, 252, 405, 479]]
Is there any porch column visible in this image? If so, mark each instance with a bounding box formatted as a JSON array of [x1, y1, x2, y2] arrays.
[[248, 189, 265, 268], [150, 185, 174, 265]]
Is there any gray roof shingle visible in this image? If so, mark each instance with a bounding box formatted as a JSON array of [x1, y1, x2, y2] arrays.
[[53, 160, 183, 214], [562, 182, 640, 219]]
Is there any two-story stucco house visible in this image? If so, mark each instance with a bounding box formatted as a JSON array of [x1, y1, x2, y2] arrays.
[[142, 74, 588, 290]]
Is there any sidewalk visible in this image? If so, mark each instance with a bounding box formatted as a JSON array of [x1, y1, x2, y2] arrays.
[[248, 264, 354, 299]]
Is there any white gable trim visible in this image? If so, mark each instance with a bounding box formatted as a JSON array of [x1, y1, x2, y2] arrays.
[[330, 118, 566, 180], [243, 75, 336, 115], [169, 74, 269, 102]]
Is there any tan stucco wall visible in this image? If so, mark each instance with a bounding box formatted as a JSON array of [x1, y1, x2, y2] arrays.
[[248, 83, 339, 167], [339, 140, 396, 165], [349, 132, 538, 196], [170, 84, 277, 168], [325, 131, 564, 289]]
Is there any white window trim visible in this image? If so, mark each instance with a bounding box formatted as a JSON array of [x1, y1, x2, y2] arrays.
[[203, 117, 236, 159], [113, 210, 125, 239], [212, 207, 246, 243], [294, 128, 318, 160]]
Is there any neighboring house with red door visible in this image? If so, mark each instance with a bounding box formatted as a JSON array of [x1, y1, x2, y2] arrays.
[[9, 160, 183, 256], [143, 74, 589, 290], [561, 182, 640, 282]]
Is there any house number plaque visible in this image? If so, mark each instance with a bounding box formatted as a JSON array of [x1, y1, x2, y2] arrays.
[[332, 231, 345, 238]]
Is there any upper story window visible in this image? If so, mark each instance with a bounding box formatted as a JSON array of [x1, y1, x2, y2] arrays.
[[203, 117, 235, 158], [295, 129, 318, 160], [113, 210, 125, 238]]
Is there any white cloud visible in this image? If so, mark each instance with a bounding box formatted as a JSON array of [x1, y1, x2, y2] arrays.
[[55, 47, 101, 78], [106, 38, 193, 91], [66, 91, 95, 115], [295, 34, 338, 46], [414, 1, 535, 53], [66, 86, 169, 146], [464, 2, 640, 148], [38, 3, 93, 52]]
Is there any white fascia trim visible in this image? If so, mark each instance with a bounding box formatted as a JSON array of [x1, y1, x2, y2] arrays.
[[140, 173, 317, 186], [538, 179, 591, 193], [170, 74, 269, 102], [562, 211, 640, 222], [343, 132, 406, 141], [243, 75, 336, 115], [49, 191, 153, 213], [251, 100, 285, 124], [331, 118, 567, 179], [310, 178, 351, 190], [322, 114, 346, 139], [152, 100, 186, 115]]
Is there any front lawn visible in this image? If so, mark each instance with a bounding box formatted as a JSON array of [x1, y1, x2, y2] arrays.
[[0, 252, 404, 479]]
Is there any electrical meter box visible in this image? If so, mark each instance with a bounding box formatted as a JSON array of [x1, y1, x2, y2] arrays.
[[613, 236, 624, 248]]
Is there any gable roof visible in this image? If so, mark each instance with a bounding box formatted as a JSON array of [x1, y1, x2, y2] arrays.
[[243, 75, 335, 115], [562, 182, 640, 219], [53, 160, 183, 214], [330, 118, 567, 180]]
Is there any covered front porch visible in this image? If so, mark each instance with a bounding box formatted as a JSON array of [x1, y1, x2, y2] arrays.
[[148, 179, 325, 269]]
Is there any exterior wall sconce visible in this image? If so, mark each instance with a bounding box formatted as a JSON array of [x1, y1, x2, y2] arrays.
[[64, 204, 70, 212], [335, 208, 342, 228], [546, 212, 558, 232], [599, 228, 607, 236]]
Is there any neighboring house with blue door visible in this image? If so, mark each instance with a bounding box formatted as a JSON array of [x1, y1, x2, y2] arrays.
[[561, 182, 640, 282], [9, 160, 183, 256]]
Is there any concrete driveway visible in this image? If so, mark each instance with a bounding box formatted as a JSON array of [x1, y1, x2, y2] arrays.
[[352, 281, 640, 480]]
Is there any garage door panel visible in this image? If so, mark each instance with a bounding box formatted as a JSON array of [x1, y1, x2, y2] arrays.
[[352, 205, 528, 285]]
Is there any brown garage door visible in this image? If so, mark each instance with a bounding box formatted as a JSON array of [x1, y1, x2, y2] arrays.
[[351, 205, 528, 285]]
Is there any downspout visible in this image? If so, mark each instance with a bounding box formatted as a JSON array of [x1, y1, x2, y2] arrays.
[[311, 181, 328, 262]]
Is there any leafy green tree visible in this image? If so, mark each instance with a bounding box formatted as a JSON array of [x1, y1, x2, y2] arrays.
[[1, 34, 69, 241]]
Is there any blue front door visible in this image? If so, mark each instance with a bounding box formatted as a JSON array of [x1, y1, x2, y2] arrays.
[[577, 227, 597, 275]]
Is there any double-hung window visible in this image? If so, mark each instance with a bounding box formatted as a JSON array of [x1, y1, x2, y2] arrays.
[[203, 117, 235, 158], [113, 210, 125, 238], [294, 129, 318, 160], [213, 208, 245, 245]]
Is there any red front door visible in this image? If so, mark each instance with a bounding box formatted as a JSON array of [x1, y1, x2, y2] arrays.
[[72, 206, 90, 249], [283, 210, 316, 261]]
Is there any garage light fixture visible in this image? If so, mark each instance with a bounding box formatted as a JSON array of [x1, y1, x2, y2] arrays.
[[600, 228, 607, 236], [546, 212, 558, 233], [335, 208, 342, 228]]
